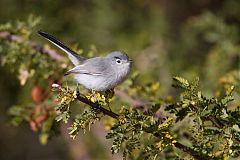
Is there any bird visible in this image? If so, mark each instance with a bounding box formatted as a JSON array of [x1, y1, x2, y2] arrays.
[[38, 31, 132, 92]]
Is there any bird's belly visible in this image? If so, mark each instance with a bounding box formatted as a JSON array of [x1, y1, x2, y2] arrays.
[[75, 74, 112, 91]]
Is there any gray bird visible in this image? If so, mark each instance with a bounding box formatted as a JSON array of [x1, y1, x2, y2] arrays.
[[38, 31, 132, 91]]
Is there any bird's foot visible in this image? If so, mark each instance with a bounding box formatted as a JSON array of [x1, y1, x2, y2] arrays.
[[76, 82, 80, 96], [76, 87, 80, 96]]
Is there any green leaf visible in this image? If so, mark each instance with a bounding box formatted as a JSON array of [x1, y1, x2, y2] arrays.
[[173, 76, 190, 89], [233, 125, 240, 132]]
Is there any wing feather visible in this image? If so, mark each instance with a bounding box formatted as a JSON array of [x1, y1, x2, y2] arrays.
[[65, 57, 107, 76]]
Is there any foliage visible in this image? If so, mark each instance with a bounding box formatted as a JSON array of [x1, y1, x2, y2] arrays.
[[167, 77, 240, 158], [0, 14, 240, 160], [0, 15, 62, 84]]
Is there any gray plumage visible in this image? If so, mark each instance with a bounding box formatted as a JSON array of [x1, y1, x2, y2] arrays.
[[38, 31, 132, 91]]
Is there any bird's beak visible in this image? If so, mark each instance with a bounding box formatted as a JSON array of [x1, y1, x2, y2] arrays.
[[128, 59, 133, 63]]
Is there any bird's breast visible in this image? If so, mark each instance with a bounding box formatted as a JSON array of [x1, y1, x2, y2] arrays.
[[74, 74, 116, 91], [74, 65, 130, 91]]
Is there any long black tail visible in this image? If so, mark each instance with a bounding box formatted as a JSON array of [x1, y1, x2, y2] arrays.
[[38, 31, 85, 66]]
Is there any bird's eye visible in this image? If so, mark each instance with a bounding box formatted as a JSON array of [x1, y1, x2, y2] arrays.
[[116, 59, 121, 64]]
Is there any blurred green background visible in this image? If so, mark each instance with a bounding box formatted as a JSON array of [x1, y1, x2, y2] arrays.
[[0, 0, 239, 159]]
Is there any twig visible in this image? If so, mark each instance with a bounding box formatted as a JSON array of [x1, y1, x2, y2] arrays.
[[0, 31, 64, 60], [206, 115, 240, 144], [76, 93, 209, 160], [77, 94, 119, 119], [192, 104, 240, 144], [174, 142, 209, 160]]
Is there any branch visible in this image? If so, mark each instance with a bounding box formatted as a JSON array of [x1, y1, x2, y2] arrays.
[[173, 142, 209, 160], [0, 31, 64, 60], [192, 104, 240, 144], [76, 93, 210, 160], [206, 115, 240, 144], [77, 94, 119, 119]]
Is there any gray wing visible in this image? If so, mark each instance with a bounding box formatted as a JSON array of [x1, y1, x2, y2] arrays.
[[38, 31, 86, 66], [65, 57, 108, 76]]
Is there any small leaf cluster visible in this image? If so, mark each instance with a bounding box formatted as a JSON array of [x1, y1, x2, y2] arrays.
[[106, 106, 175, 160], [8, 104, 33, 126], [86, 89, 114, 106], [68, 109, 102, 139], [0, 15, 61, 84], [52, 84, 105, 139], [52, 85, 77, 123], [167, 76, 240, 159]]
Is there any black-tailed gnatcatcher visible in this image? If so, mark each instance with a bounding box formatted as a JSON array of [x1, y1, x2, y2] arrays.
[[38, 31, 132, 91]]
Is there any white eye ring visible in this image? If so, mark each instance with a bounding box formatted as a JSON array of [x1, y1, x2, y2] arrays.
[[116, 59, 121, 64]]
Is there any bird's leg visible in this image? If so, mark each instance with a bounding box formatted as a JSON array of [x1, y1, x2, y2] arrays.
[[76, 82, 80, 95]]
